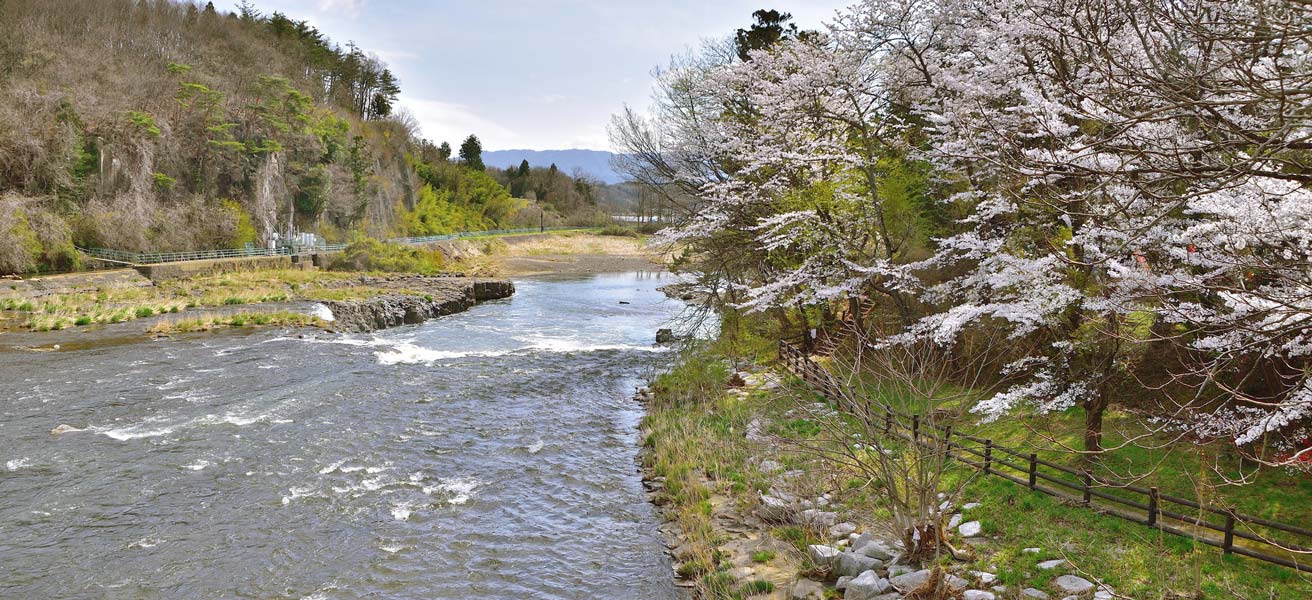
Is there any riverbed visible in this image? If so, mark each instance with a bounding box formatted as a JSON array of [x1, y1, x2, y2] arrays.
[[0, 271, 685, 599]]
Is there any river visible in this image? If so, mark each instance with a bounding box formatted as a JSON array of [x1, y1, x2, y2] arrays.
[[0, 272, 685, 599]]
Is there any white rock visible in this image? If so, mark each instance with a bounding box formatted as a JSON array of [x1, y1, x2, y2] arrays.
[[964, 591, 996, 600], [758, 494, 794, 523], [962, 502, 982, 510], [727, 566, 755, 579], [1021, 588, 1049, 599], [844, 571, 891, 600], [889, 569, 931, 592], [949, 513, 963, 529], [971, 571, 997, 585], [759, 459, 784, 473], [1022, 547, 1042, 554], [807, 544, 841, 567], [958, 520, 982, 537], [50, 424, 83, 435], [1053, 575, 1095, 594], [836, 576, 852, 590], [1037, 559, 1066, 570], [830, 522, 858, 539], [799, 508, 838, 528], [947, 574, 970, 589]]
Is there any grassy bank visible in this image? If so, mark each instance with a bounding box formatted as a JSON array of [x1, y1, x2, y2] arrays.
[[641, 326, 1312, 599]]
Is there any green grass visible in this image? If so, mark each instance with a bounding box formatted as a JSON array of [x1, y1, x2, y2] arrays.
[[750, 550, 775, 564], [738, 579, 774, 596]]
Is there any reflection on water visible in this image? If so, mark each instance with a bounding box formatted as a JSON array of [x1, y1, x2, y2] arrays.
[[0, 272, 684, 599]]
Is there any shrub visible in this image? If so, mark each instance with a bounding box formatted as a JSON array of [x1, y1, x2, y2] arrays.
[[74, 316, 91, 326], [134, 307, 154, 318], [329, 237, 446, 274], [599, 225, 640, 238]]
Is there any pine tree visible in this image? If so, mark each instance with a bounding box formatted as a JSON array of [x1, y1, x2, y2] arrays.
[[459, 135, 484, 171]]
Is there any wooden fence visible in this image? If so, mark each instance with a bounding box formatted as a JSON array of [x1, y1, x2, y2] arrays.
[[777, 340, 1312, 574]]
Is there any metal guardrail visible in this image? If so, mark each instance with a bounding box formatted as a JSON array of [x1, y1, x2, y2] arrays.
[[777, 340, 1312, 575], [76, 226, 585, 266]]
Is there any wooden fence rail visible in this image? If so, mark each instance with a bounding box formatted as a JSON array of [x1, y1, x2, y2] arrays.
[[776, 340, 1312, 574]]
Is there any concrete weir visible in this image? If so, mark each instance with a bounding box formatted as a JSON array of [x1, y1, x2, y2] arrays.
[[321, 277, 514, 333]]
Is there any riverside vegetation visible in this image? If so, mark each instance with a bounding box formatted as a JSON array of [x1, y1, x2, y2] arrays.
[[640, 314, 1312, 599], [622, 4, 1312, 600]]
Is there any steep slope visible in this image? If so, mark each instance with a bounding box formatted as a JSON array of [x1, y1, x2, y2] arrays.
[[0, 0, 515, 274]]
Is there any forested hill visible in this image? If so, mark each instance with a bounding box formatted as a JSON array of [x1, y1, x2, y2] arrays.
[[482, 150, 624, 184], [0, 0, 528, 275]]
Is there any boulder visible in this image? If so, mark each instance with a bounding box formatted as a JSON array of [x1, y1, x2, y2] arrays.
[[949, 513, 963, 530], [830, 522, 857, 539], [1037, 559, 1066, 570], [655, 328, 676, 343], [799, 508, 838, 528], [852, 536, 896, 561], [962, 502, 982, 510], [1021, 588, 1049, 599], [50, 424, 83, 435], [844, 571, 891, 600], [889, 569, 932, 592], [835, 552, 882, 577], [790, 579, 826, 600], [807, 544, 841, 567], [958, 520, 982, 537], [964, 591, 996, 600], [1053, 575, 1095, 595], [758, 494, 794, 523]]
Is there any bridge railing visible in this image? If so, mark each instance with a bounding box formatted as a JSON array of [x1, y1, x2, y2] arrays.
[[77, 226, 584, 266]]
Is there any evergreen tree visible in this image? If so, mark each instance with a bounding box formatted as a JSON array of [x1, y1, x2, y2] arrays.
[[734, 9, 801, 60], [436, 141, 452, 162], [517, 159, 530, 177], [459, 135, 484, 171]]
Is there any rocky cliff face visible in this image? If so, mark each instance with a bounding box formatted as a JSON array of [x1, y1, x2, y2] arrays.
[[322, 277, 514, 333]]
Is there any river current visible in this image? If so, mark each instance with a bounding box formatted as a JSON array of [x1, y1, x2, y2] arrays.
[[0, 272, 684, 599]]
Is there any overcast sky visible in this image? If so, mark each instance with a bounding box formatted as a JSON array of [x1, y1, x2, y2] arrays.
[[243, 0, 850, 151]]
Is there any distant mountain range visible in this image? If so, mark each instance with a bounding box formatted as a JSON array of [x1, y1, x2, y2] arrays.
[[482, 149, 626, 184]]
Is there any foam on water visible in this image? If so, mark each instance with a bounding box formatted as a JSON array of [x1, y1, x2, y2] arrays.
[[6, 457, 32, 471], [308, 303, 336, 322], [426, 477, 480, 505], [374, 342, 513, 365]]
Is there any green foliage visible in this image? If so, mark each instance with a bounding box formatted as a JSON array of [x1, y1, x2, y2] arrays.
[[151, 172, 176, 191], [749, 550, 774, 563], [598, 225, 640, 238], [221, 199, 259, 248], [410, 161, 523, 231], [134, 307, 154, 318], [125, 111, 160, 138], [329, 237, 447, 274], [399, 184, 485, 236], [293, 165, 330, 216]]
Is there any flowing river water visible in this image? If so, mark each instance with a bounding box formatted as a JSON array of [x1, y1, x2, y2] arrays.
[[0, 272, 686, 599]]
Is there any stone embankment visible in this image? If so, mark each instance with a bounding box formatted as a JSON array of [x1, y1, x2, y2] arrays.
[[321, 276, 514, 333]]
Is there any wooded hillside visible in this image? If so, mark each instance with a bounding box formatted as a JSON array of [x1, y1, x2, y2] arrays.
[[0, 0, 530, 274]]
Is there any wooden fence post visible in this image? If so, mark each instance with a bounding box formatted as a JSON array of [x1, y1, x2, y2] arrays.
[[984, 440, 992, 475], [1082, 470, 1092, 504], [1028, 453, 1038, 489], [1223, 511, 1235, 555], [1148, 487, 1159, 526]]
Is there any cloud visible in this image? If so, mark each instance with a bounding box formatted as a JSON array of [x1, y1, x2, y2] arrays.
[[316, 0, 364, 14], [396, 96, 518, 149]]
